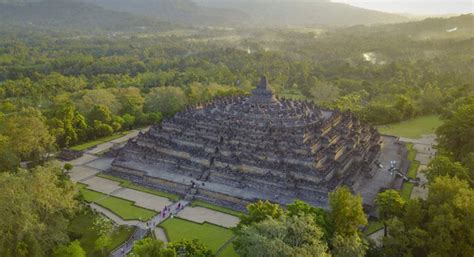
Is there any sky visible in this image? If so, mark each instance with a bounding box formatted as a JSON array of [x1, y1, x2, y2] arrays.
[[331, 0, 473, 15]]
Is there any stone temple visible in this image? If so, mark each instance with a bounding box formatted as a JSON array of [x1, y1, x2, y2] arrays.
[[110, 76, 398, 211]]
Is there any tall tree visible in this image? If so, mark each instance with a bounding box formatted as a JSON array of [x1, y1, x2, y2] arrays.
[[0, 108, 55, 163], [375, 190, 405, 236], [0, 162, 78, 257], [52, 241, 86, 257], [437, 102, 474, 160], [329, 187, 367, 237], [234, 215, 330, 257], [238, 200, 285, 227]]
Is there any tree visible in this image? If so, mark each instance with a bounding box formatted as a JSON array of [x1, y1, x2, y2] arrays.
[[234, 215, 330, 257], [0, 162, 78, 257], [331, 233, 367, 257], [0, 108, 55, 163], [130, 238, 212, 257], [130, 238, 171, 257], [52, 241, 86, 257], [375, 190, 405, 236], [145, 87, 187, 117], [382, 176, 474, 257], [286, 200, 332, 241], [329, 187, 367, 237], [49, 104, 88, 147], [437, 102, 474, 160], [0, 135, 20, 172], [167, 239, 214, 257], [238, 200, 285, 227], [93, 216, 114, 255], [423, 156, 471, 184]]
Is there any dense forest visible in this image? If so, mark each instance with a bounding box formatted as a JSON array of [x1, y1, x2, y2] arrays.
[[0, 5, 473, 257]]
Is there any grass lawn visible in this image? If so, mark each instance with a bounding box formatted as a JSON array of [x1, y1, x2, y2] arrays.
[[401, 182, 415, 200], [97, 173, 180, 201], [377, 115, 442, 139], [68, 211, 134, 257], [78, 184, 157, 221], [365, 221, 384, 236], [70, 131, 129, 151], [191, 200, 243, 217], [160, 218, 236, 255], [218, 244, 239, 257]]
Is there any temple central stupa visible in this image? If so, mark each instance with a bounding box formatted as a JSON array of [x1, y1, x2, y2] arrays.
[[111, 77, 383, 210]]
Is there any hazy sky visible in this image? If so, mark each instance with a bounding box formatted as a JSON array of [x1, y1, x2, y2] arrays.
[[331, 0, 473, 15]]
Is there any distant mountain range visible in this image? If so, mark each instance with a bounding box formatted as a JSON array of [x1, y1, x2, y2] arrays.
[[196, 0, 410, 27], [0, 0, 172, 31], [0, 0, 416, 31]]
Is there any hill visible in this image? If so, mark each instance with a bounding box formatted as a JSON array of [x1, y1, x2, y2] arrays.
[[89, 0, 249, 26], [0, 0, 173, 32], [89, 0, 409, 27], [197, 0, 409, 27]]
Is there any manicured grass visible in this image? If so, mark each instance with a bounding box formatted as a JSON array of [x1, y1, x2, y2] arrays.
[[218, 244, 239, 257], [78, 184, 157, 221], [97, 173, 180, 201], [70, 131, 129, 151], [191, 200, 243, 217], [97, 196, 157, 221], [401, 182, 415, 200], [406, 143, 417, 161], [160, 218, 236, 254], [399, 142, 420, 200], [365, 221, 384, 236], [407, 160, 420, 179], [377, 115, 442, 139], [68, 211, 134, 257]]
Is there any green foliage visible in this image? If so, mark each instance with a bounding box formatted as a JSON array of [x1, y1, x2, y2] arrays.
[[234, 215, 330, 257], [52, 241, 86, 257], [375, 190, 405, 236], [145, 87, 187, 117], [64, 163, 74, 171], [437, 101, 474, 161], [160, 218, 234, 254], [329, 187, 368, 237], [382, 176, 474, 257], [67, 210, 134, 257], [286, 200, 333, 241], [238, 200, 285, 227], [130, 238, 214, 257], [0, 162, 78, 257], [0, 108, 55, 163], [423, 156, 472, 184]]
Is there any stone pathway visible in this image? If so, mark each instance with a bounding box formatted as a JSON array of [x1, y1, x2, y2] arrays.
[[113, 188, 172, 212], [176, 206, 239, 228], [399, 134, 437, 200], [153, 227, 168, 243]]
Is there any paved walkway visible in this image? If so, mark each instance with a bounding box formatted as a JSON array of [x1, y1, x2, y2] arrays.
[[399, 134, 437, 200], [176, 206, 239, 228], [86, 128, 149, 155]]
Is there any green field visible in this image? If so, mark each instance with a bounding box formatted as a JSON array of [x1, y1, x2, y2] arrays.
[[191, 200, 243, 217], [377, 115, 442, 139], [365, 221, 384, 236], [160, 218, 237, 256], [68, 211, 133, 257], [97, 173, 180, 201], [78, 184, 157, 221], [401, 182, 415, 200], [70, 131, 129, 151]]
